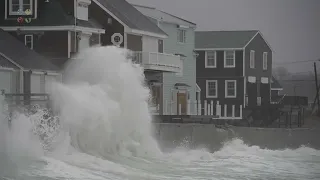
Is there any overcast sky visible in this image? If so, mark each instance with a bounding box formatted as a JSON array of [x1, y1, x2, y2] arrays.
[[128, 0, 320, 73]]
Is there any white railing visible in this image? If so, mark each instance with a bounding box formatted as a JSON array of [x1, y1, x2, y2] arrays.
[[131, 51, 181, 73], [152, 100, 243, 120]]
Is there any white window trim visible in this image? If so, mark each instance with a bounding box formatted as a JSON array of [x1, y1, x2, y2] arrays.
[[263, 52, 268, 70], [24, 34, 33, 49], [9, 0, 33, 15], [177, 29, 186, 44], [206, 80, 218, 98], [225, 80, 237, 98], [205, 51, 217, 68], [224, 50, 235, 68], [250, 50, 255, 68]]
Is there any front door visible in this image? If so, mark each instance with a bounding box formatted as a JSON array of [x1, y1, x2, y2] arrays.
[[177, 92, 187, 115]]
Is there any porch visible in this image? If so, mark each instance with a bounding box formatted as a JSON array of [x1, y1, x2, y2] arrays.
[[131, 51, 182, 73]]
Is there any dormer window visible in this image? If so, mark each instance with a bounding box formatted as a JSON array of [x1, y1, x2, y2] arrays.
[[9, 0, 33, 15]]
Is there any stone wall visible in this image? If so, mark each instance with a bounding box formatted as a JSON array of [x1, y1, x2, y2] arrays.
[[153, 123, 320, 152]]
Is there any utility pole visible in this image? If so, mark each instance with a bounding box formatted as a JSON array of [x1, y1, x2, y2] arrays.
[[314, 62, 320, 115]]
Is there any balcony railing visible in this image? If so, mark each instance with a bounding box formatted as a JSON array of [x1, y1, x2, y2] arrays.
[[130, 51, 181, 73]]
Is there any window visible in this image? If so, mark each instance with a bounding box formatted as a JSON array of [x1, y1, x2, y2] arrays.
[[224, 50, 235, 68], [24, 35, 33, 49], [206, 80, 218, 98], [205, 51, 216, 68], [250, 50, 255, 68], [177, 29, 186, 43], [225, 80, 236, 98], [263, 52, 268, 70], [9, 0, 32, 15]]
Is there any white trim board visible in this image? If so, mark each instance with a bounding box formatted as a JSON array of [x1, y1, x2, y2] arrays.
[[195, 48, 243, 51], [248, 76, 256, 83], [0, 26, 105, 34], [224, 50, 236, 68], [130, 29, 167, 39], [243, 31, 274, 52], [0, 67, 15, 71], [196, 83, 201, 92], [0, 52, 23, 69], [206, 80, 218, 98], [271, 88, 283, 91], [205, 51, 217, 68], [261, 77, 269, 84], [225, 80, 237, 98], [243, 48, 246, 107]]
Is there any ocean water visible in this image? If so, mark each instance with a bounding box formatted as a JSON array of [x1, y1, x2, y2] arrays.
[[0, 46, 320, 180]]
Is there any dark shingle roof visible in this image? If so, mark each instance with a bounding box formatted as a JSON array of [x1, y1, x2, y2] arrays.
[[195, 30, 258, 49], [0, 54, 19, 68], [95, 0, 167, 36], [0, 29, 59, 71], [271, 76, 283, 89]]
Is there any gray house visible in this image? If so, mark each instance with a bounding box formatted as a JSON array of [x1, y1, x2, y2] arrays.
[[134, 4, 197, 115], [195, 30, 273, 116], [0, 29, 61, 99]]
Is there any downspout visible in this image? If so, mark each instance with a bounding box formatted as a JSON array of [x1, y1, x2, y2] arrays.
[[74, 0, 77, 54]]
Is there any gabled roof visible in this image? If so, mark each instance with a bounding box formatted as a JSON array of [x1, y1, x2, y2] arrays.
[[94, 0, 167, 37], [195, 30, 259, 49], [132, 4, 196, 28], [271, 76, 283, 90], [0, 29, 59, 71]]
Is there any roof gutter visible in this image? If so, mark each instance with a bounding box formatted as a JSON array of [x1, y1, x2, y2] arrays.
[[0, 26, 105, 34], [130, 29, 168, 39]]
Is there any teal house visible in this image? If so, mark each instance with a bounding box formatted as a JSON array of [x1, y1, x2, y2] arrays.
[[133, 4, 197, 115]]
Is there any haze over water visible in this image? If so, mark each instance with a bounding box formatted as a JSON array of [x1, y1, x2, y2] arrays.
[[0, 46, 320, 180]]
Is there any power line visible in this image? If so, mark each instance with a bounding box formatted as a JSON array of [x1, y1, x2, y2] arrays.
[[274, 59, 320, 65], [280, 79, 315, 82]]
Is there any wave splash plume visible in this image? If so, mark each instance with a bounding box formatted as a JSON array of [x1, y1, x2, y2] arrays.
[[0, 46, 319, 180]]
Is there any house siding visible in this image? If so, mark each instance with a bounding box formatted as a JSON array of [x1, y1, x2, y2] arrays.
[[127, 34, 142, 51], [160, 23, 196, 114], [197, 77, 244, 116], [90, 2, 124, 47], [244, 33, 272, 107], [196, 49, 244, 108], [8, 31, 69, 66], [196, 50, 243, 78]]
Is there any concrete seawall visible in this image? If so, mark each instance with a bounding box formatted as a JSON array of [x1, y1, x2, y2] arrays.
[[152, 123, 320, 151]]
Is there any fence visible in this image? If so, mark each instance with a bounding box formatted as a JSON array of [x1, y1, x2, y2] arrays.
[[153, 100, 243, 119], [1, 93, 51, 118]]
